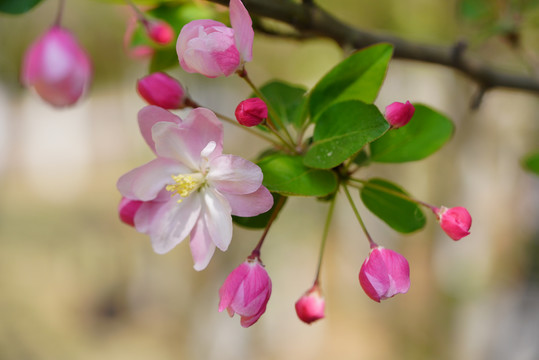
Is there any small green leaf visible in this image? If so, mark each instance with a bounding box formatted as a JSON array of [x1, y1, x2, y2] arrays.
[[258, 81, 308, 129], [304, 101, 389, 169], [233, 193, 285, 229], [258, 154, 338, 196], [149, 48, 179, 73], [0, 0, 43, 14], [523, 151, 539, 176], [309, 43, 393, 121], [360, 178, 426, 233], [370, 104, 454, 163]]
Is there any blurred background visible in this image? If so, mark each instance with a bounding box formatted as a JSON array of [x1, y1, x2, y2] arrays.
[[0, 0, 538, 359]]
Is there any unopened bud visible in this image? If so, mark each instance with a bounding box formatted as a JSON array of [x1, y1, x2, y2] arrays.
[[434, 206, 472, 241], [295, 284, 325, 324], [137, 72, 186, 109], [235, 98, 268, 127], [385, 101, 415, 128], [145, 20, 175, 45], [118, 197, 143, 227]]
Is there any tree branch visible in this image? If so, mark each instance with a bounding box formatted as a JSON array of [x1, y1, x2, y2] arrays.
[[209, 0, 539, 94]]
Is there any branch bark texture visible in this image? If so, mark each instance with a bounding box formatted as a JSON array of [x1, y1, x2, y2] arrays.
[[209, 0, 539, 94]]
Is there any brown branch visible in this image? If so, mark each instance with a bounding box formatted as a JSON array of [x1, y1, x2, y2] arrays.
[[209, 0, 539, 94]]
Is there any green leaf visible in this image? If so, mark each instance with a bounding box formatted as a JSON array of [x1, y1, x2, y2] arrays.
[[304, 101, 389, 169], [458, 0, 497, 21], [370, 104, 454, 163], [149, 48, 179, 73], [309, 43, 393, 121], [258, 81, 308, 129], [360, 178, 426, 233], [258, 154, 338, 196], [0, 0, 43, 14], [523, 151, 539, 176], [233, 193, 285, 229]]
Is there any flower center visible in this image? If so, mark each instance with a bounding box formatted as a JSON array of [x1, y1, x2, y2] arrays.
[[166, 173, 204, 202]]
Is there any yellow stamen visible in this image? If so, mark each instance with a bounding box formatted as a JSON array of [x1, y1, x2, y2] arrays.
[[165, 173, 202, 202]]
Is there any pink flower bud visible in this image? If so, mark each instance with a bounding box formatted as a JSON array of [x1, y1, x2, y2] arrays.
[[176, 0, 253, 78], [359, 246, 410, 302], [145, 20, 175, 45], [218, 258, 272, 327], [434, 206, 472, 241], [137, 72, 186, 109], [21, 26, 92, 107], [295, 284, 325, 324], [118, 197, 143, 227], [235, 98, 268, 127], [385, 101, 415, 128]]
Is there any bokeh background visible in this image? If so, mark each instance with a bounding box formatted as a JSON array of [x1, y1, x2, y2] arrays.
[[1, 0, 538, 359]]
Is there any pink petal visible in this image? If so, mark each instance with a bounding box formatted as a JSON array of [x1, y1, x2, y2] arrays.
[[379, 248, 410, 298], [117, 158, 189, 201], [207, 154, 263, 195], [229, 0, 254, 62], [182, 108, 224, 160], [201, 189, 232, 251], [218, 262, 251, 312], [189, 216, 217, 271], [138, 105, 182, 153], [153, 109, 223, 169], [359, 249, 390, 302], [143, 194, 202, 254], [223, 186, 273, 217]]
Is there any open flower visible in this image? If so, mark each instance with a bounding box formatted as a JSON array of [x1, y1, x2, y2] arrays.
[[359, 246, 410, 302], [21, 26, 92, 107], [176, 0, 253, 78], [117, 106, 273, 270], [218, 258, 272, 327]]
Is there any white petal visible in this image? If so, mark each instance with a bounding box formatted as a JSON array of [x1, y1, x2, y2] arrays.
[[207, 155, 262, 195], [138, 106, 182, 154], [223, 186, 274, 217], [202, 188, 232, 251], [189, 216, 217, 271], [117, 158, 188, 201], [148, 194, 202, 254]]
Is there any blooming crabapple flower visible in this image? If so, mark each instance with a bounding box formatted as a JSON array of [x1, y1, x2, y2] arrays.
[[434, 206, 472, 241], [385, 101, 415, 128], [295, 284, 325, 324], [218, 258, 272, 327], [176, 0, 254, 78], [117, 106, 273, 270], [235, 98, 268, 127], [118, 197, 143, 227], [21, 26, 92, 107], [359, 246, 410, 302], [145, 20, 175, 45], [137, 72, 186, 109]]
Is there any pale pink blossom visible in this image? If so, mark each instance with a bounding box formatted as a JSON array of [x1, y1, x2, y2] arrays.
[[235, 98, 267, 127], [21, 26, 92, 107], [434, 206, 472, 241], [295, 283, 325, 324], [176, 0, 253, 78], [117, 106, 273, 270], [137, 72, 186, 109], [359, 246, 410, 302], [218, 258, 272, 327], [385, 101, 415, 128]]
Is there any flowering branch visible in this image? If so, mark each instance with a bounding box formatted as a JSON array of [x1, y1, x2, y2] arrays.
[[208, 0, 539, 96]]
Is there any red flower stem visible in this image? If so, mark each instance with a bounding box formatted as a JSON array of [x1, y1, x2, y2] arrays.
[[249, 195, 287, 261], [54, 0, 65, 26], [348, 178, 436, 211], [313, 195, 337, 285], [342, 184, 377, 248], [125, 0, 148, 25]]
